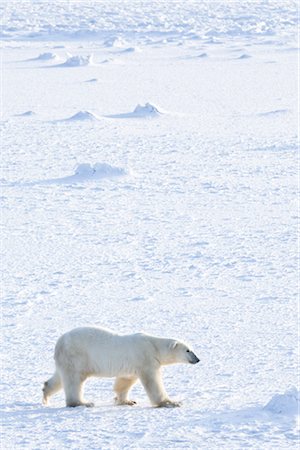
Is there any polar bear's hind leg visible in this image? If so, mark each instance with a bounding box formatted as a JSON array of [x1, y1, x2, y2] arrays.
[[114, 377, 138, 405], [61, 371, 94, 407]]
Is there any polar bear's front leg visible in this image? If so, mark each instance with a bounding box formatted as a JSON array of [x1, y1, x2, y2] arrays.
[[138, 369, 180, 408], [43, 371, 62, 405], [114, 377, 137, 405]]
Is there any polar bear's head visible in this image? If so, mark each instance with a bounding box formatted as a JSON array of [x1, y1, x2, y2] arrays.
[[161, 340, 200, 365], [172, 341, 200, 365]]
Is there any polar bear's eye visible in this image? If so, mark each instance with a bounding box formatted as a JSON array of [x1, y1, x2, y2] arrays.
[[186, 350, 190, 353]]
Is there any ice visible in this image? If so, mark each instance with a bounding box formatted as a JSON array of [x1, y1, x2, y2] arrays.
[[1, 1, 296, 46]]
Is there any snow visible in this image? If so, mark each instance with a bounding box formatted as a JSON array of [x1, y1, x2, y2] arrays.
[[1, 0, 298, 449]]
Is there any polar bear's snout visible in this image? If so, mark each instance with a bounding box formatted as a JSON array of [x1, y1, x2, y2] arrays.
[[188, 351, 200, 364]]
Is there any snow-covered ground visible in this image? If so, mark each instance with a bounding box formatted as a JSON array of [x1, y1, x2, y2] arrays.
[[1, 1, 299, 448]]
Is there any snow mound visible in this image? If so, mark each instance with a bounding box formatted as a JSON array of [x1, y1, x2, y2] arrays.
[[104, 36, 128, 48], [100, 58, 114, 64], [106, 103, 164, 119], [30, 163, 127, 186], [198, 52, 208, 58], [264, 388, 300, 416], [122, 46, 141, 53], [65, 111, 100, 121], [16, 111, 36, 117], [35, 52, 57, 61], [258, 109, 289, 117], [237, 54, 251, 60], [75, 163, 126, 178], [58, 163, 125, 184], [59, 55, 93, 67], [133, 103, 163, 116]]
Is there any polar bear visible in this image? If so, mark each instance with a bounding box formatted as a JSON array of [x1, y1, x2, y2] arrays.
[[43, 326, 199, 408]]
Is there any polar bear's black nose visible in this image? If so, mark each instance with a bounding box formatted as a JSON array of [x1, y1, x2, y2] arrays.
[[189, 352, 200, 364]]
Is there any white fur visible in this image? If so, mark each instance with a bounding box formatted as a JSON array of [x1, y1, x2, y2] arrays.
[[43, 326, 199, 408]]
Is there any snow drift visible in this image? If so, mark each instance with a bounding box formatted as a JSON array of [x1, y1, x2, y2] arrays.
[[35, 163, 127, 185]]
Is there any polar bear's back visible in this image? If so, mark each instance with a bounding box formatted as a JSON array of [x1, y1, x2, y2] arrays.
[[55, 326, 148, 348], [55, 327, 116, 357], [54, 327, 154, 377]]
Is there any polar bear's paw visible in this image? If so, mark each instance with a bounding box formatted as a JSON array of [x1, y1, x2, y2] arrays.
[[115, 398, 137, 406], [157, 400, 181, 408], [67, 401, 95, 408], [84, 401, 95, 408]]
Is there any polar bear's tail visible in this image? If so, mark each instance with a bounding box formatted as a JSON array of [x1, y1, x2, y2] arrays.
[[42, 370, 62, 405]]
